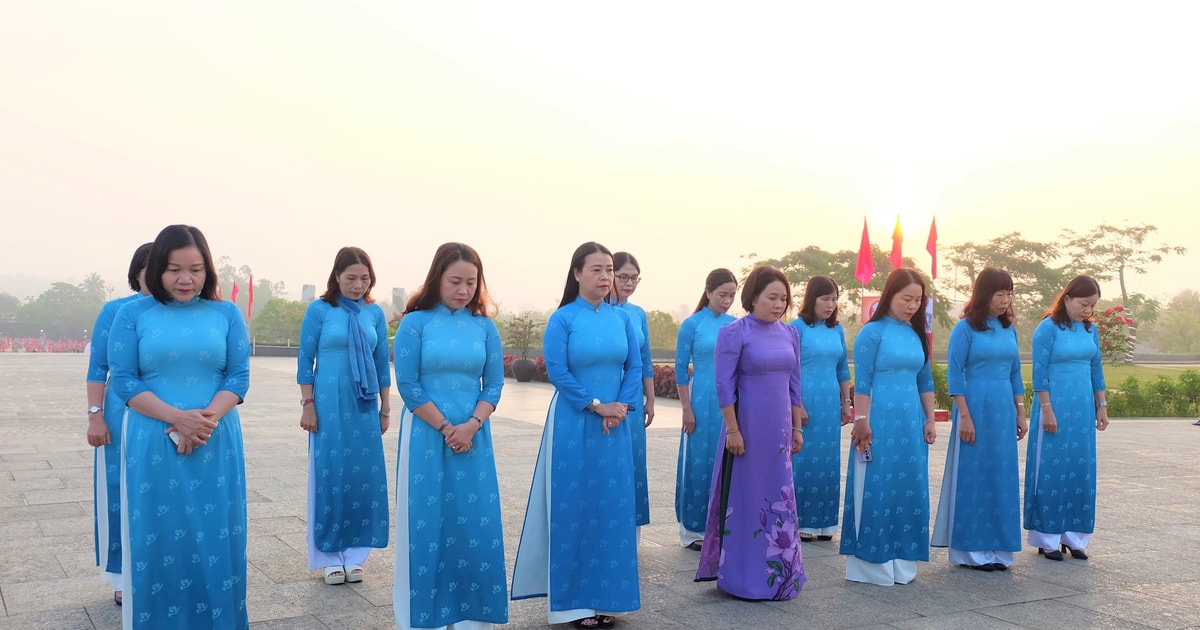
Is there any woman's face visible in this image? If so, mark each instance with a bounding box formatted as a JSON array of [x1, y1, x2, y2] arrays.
[[989, 289, 1013, 317], [438, 260, 479, 311], [1066, 292, 1099, 321], [814, 291, 839, 320], [163, 245, 206, 302], [337, 263, 372, 301], [574, 252, 613, 304], [615, 262, 640, 301], [888, 282, 924, 322], [707, 281, 737, 315], [751, 280, 789, 323]]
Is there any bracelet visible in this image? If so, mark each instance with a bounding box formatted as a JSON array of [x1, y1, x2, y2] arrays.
[[1015, 402, 1025, 407], [470, 415, 484, 426], [726, 428, 740, 435], [1040, 402, 1051, 407], [379, 410, 390, 417], [854, 414, 868, 422], [1097, 401, 1107, 408], [791, 427, 803, 434]]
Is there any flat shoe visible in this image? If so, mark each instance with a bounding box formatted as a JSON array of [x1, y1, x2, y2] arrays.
[[345, 564, 364, 583], [1062, 544, 1088, 560], [990, 563, 1009, 571], [573, 616, 614, 630], [684, 541, 703, 551], [798, 533, 817, 542], [324, 565, 346, 585], [965, 563, 995, 571], [1037, 548, 1064, 561], [816, 535, 834, 541], [114, 591, 122, 607]]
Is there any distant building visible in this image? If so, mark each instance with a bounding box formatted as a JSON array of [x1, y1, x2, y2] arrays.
[[392, 288, 408, 313], [301, 284, 316, 303]]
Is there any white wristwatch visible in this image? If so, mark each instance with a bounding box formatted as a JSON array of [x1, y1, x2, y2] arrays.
[[587, 398, 601, 412], [88, 405, 103, 415]]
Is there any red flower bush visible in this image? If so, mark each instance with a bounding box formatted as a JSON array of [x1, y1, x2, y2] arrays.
[[1096, 306, 1137, 365]]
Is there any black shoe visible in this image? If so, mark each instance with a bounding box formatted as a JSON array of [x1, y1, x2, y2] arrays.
[[1062, 544, 1088, 560], [965, 563, 995, 571], [990, 563, 1009, 571], [816, 535, 834, 541], [1038, 547, 1064, 561]]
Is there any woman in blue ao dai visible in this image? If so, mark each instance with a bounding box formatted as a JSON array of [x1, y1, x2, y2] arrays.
[[297, 247, 391, 585], [512, 242, 642, 630], [789, 275, 852, 542], [393, 242, 508, 630], [843, 268, 938, 586], [612, 251, 654, 532], [108, 225, 250, 629], [673, 268, 737, 549], [695, 266, 806, 601], [932, 267, 1028, 571], [85, 241, 151, 606], [1025, 275, 1109, 561]]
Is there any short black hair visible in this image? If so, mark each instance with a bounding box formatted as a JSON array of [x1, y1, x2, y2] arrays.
[[126, 242, 154, 291], [144, 225, 219, 304]]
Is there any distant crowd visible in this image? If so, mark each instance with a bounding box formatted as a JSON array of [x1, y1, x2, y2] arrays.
[[0, 336, 87, 353]]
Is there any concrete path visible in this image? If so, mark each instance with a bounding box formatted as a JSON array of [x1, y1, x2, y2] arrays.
[[1, 354, 1197, 629]]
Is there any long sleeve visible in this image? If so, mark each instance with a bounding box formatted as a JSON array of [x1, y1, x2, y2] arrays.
[[637, 308, 653, 380], [543, 308, 593, 410], [835, 324, 851, 384], [788, 324, 803, 407], [86, 299, 123, 383], [394, 312, 429, 410], [945, 321, 970, 397], [371, 305, 392, 388], [917, 355, 935, 393], [478, 317, 504, 408], [852, 323, 881, 396], [714, 321, 742, 409], [1089, 325, 1107, 392], [620, 312, 644, 405], [1009, 325, 1025, 396], [296, 301, 323, 385], [674, 314, 698, 385], [1031, 319, 1055, 392], [219, 301, 251, 400], [108, 301, 150, 402]]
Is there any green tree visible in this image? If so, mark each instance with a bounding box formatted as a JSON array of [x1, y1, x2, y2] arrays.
[[503, 311, 545, 358], [16, 282, 105, 338], [248, 299, 308, 345], [79, 272, 108, 302], [216, 255, 286, 320], [1060, 222, 1186, 325], [646, 310, 679, 352], [1143, 290, 1200, 354]]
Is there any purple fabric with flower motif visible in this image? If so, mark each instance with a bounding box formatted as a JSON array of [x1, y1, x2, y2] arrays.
[[695, 315, 806, 600]]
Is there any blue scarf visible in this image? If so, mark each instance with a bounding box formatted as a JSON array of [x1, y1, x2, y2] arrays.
[[340, 295, 379, 411]]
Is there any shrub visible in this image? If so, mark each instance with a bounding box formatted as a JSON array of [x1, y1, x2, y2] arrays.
[[1096, 305, 1136, 366]]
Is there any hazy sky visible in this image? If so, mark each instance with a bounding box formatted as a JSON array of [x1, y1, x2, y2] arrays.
[[3, 2, 1198, 317]]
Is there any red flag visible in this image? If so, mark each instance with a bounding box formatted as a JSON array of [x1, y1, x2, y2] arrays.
[[926, 217, 938, 279], [230, 282, 240, 304], [247, 275, 255, 318], [854, 218, 874, 286], [890, 216, 904, 270]]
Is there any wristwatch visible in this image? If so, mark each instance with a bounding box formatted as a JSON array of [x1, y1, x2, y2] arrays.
[[88, 405, 103, 415], [587, 398, 601, 412], [300, 398, 314, 407]]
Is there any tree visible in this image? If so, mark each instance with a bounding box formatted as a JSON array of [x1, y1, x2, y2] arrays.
[[1060, 222, 1186, 323], [16, 282, 105, 338], [79, 272, 108, 301], [216, 255, 286, 319], [1143, 290, 1200, 354], [248, 299, 308, 345], [646, 310, 679, 351], [503, 311, 545, 358]]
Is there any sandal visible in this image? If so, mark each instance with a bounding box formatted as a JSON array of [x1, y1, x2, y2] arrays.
[[345, 564, 364, 583], [572, 616, 615, 630], [799, 533, 817, 542], [597, 615, 616, 629], [113, 591, 122, 607], [324, 565, 346, 585]]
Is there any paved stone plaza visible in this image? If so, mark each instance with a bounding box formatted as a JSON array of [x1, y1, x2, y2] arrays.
[[1, 353, 1198, 629]]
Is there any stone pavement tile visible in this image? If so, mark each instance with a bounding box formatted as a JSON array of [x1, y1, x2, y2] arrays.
[[0, 492, 25, 508], [843, 572, 1003, 616], [0, 520, 41, 543], [1, 575, 111, 615], [0, 459, 51, 472], [84, 602, 122, 629], [1035, 550, 1200, 593], [0, 607, 94, 630], [1058, 587, 1200, 630], [247, 516, 307, 538], [55, 551, 102, 579], [910, 560, 1084, 605], [764, 584, 923, 628], [0, 501, 88, 525], [889, 610, 1027, 629], [250, 614, 331, 629], [246, 499, 307, 520], [315, 606, 404, 630], [20, 486, 91, 506], [4, 475, 65, 492], [978, 598, 1157, 629], [0, 544, 69, 584], [247, 535, 311, 584], [1131, 581, 1200, 628], [38, 515, 92, 537], [245, 578, 374, 624]]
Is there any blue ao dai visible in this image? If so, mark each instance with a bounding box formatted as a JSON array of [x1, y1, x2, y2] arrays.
[[512, 297, 643, 624], [393, 304, 507, 629], [614, 299, 652, 527], [108, 296, 250, 629], [86, 293, 143, 585], [673, 307, 735, 546], [841, 316, 934, 586], [931, 317, 1024, 567], [1024, 318, 1105, 551], [789, 319, 851, 537], [296, 298, 391, 569]]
